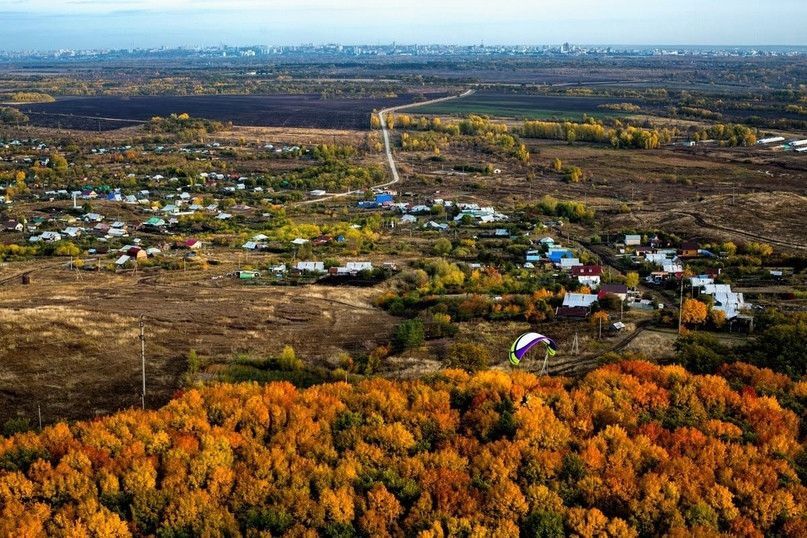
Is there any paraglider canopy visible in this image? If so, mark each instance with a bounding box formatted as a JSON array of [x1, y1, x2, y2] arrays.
[[509, 332, 557, 367]]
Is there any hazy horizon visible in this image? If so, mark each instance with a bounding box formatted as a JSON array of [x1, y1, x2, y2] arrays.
[[1, 0, 805, 51]]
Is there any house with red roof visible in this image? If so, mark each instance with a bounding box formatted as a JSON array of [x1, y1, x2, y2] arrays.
[[571, 265, 602, 288]]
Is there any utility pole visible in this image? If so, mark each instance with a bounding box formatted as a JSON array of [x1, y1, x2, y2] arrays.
[[678, 278, 684, 333], [572, 332, 579, 356], [598, 316, 603, 340], [620, 298, 624, 321], [139, 315, 146, 410], [37, 404, 42, 431]]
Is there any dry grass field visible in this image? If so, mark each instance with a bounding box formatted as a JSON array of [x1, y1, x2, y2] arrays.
[[0, 265, 396, 424]]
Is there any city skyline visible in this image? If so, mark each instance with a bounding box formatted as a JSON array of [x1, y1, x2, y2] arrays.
[[0, 0, 805, 51]]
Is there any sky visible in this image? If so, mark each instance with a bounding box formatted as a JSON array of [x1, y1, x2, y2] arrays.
[[0, 0, 805, 51]]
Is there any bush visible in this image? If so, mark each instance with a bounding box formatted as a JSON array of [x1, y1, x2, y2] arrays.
[[674, 332, 729, 374], [2, 417, 32, 437], [444, 342, 492, 371], [432, 238, 452, 257], [277, 346, 303, 371], [424, 312, 458, 339]]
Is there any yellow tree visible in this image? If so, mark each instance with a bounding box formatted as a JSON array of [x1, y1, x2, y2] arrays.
[[681, 298, 708, 326], [591, 311, 610, 339], [710, 309, 727, 329]]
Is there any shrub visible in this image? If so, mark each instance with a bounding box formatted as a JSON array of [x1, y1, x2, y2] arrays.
[[277, 345, 303, 371], [444, 342, 492, 371]]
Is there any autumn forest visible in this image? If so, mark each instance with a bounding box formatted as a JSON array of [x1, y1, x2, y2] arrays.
[[0, 360, 805, 537]]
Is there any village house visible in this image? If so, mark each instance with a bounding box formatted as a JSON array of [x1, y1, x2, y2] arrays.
[[624, 234, 642, 247], [332, 261, 373, 276], [143, 217, 166, 229], [425, 221, 448, 231], [294, 261, 325, 273], [690, 276, 750, 320], [525, 250, 542, 263], [571, 265, 602, 287], [83, 212, 104, 223], [30, 231, 62, 243], [547, 247, 574, 264], [679, 241, 700, 258], [562, 293, 599, 309], [559, 257, 583, 270], [3, 220, 23, 232], [599, 283, 628, 302], [127, 246, 148, 261], [93, 223, 111, 236], [63, 226, 83, 238], [556, 306, 590, 320]]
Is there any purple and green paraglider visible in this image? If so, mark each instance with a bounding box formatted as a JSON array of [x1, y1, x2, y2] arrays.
[[509, 333, 557, 371]]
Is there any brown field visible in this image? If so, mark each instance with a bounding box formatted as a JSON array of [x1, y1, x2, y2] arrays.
[[392, 134, 807, 252], [0, 264, 396, 424]]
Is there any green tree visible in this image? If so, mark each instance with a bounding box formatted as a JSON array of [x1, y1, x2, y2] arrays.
[[522, 510, 565, 538], [393, 319, 425, 351]]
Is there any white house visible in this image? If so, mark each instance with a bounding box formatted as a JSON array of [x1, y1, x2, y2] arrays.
[[625, 234, 642, 246], [691, 276, 714, 289], [336, 261, 373, 275], [39, 231, 62, 242], [700, 283, 749, 319], [559, 257, 583, 270], [295, 261, 325, 273], [425, 221, 448, 231]]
